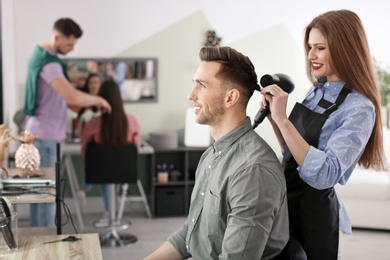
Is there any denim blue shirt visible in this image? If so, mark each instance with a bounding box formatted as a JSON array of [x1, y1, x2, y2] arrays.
[[298, 81, 375, 234], [168, 118, 289, 259]]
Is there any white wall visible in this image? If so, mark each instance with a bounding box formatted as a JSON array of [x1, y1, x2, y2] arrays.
[[1, 0, 18, 152], [2, 0, 390, 156]]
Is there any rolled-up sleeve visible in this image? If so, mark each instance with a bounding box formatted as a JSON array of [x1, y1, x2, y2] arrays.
[[168, 221, 191, 258], [298, 100, 375, 189]]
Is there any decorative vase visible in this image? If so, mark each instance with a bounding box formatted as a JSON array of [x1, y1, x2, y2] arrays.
[[14, 130, 40, 177]]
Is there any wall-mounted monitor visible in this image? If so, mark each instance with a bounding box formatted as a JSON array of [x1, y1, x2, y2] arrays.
[[64, 57, 158, 103]]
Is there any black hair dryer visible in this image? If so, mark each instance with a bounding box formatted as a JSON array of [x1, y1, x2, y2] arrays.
[[252, 73, 294, 129]]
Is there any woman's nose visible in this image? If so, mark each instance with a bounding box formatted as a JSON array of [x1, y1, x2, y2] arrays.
[[308, 49, 316, 60]]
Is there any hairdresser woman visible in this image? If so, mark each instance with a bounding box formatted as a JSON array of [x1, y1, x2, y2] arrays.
[[261, 10, 386, 260]]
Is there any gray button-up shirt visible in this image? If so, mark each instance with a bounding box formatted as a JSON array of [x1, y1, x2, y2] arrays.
[[168, 118, 289, 259]]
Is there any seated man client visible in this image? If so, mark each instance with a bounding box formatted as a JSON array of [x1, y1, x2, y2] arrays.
[[145, 46, 289, 259]]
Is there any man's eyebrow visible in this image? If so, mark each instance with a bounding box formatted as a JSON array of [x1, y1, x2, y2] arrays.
[[193, 79, 207, 84]]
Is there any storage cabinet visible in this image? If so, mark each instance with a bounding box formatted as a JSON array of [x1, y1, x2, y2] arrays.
[[151, 147, 205, 217]]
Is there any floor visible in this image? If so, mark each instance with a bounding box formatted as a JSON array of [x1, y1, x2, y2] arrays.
[[46, 210, 390, 260]]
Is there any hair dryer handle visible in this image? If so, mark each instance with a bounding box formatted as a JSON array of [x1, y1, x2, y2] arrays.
[[252, 104, 270, 129]]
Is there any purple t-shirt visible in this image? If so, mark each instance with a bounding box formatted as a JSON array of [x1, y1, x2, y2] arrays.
[[25, 60, 67, 141]]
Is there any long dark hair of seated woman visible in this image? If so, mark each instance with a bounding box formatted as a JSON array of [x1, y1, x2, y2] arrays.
[[98, 80, 128, 147]]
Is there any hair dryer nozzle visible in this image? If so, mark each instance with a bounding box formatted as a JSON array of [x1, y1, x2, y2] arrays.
[[260, 73, 294, 93]]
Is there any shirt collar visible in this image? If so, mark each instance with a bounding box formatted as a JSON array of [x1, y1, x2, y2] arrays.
[[321, 81, 345, 96], [212, 117, 252, 154], [304, 79, 346, 103]]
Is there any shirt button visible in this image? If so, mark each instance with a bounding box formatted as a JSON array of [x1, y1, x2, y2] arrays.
[[186, 244, 189, 250], [201, 192, 205, 196], [192, 218, 195, 222], [219, 151, 221, 155], [208, 165, 211, 169]]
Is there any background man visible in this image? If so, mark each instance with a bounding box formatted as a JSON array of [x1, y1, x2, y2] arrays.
[[24, 17, 111, 227]]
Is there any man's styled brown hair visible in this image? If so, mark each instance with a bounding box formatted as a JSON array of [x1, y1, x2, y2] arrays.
[[53, 18, 83, 38], [199, 46, 258, 107]]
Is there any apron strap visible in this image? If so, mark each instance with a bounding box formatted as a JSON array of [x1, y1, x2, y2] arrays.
[[317, 86, 351, 114]]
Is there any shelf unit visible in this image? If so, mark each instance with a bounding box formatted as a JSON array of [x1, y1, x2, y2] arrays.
[[151, 147, 205, 217]]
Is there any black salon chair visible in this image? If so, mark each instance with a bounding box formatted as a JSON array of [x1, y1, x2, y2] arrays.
[[85, 142, 139, 247], [273, 235, 307, 260]]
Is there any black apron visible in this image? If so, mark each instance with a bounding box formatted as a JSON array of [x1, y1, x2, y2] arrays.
[[282, 86, 350, 260]]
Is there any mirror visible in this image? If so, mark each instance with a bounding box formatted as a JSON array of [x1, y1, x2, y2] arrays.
[[64, 57, 158, 103]]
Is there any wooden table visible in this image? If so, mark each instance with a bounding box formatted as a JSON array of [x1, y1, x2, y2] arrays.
[[4, 168, 56, 204], [2, 233, 102, 260]]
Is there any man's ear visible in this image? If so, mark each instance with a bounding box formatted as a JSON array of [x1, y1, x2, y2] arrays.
[[53, 32, 61, 42], [225, 88, 240, 108]]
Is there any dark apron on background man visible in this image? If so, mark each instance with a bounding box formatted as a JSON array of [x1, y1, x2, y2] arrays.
[[282, 85, 350, 260]]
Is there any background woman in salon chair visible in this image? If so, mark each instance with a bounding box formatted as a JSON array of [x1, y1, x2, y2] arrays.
[[81, 80, 141, 218], [263, 10, 387, 260], [75, 73, 109, 214]]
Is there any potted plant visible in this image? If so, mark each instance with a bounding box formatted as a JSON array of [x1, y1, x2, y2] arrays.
[[375, 59, 390, 127]]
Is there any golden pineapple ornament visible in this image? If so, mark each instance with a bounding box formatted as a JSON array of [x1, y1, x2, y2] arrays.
[[14, 130, 40, 177]]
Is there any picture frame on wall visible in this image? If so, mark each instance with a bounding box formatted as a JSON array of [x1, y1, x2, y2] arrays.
[[64, 57, 158, 103]]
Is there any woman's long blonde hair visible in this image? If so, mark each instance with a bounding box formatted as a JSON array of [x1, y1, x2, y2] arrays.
[[304, 9, 387, 170]]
